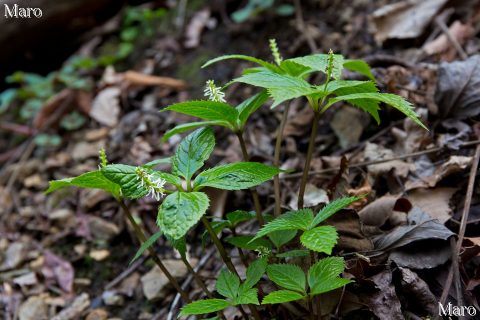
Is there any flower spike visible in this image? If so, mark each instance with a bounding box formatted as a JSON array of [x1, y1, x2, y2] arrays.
[[204, 80, 226, 102]]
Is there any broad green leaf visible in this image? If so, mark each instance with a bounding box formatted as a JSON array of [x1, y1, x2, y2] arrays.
[[179, 299, 231, 316], [326, 92, 427, 130], [101, 164, 174, 198], [225, 235, 272, 250], [343, 59, 375, 80], [233, 71, 314, 107], [46, 171, 120, 198], [252, 209, 314, 241], [288, 53, 344, 79], [234, 286, 259, 305], [268, 230, 297, 249], [236, 90, 269, 126], [226, 210, 256, 226], [216, 270, 240, 299], [311, 196, 362, 228], [162, 100, 238, 125], [276, 249, 310, 258], [202, 54, 280, 73], [157, 191, 209, 239], [266, 264, 306, 293], [172, 127, 215, 181], [308, 257, 352, 296], [244, 258, 267, 288], [166, 235, 187, 259], [143, 157, 171, 168], [130, 231, 162, 265], [300, 226, 338, 254], [162, 121, 231, 142], [325, 80, 375, 93], [194, 162, 280, 191], [330, 81, 380, 123], [262, 290, 305, 304], [279, 60, 313, 77]]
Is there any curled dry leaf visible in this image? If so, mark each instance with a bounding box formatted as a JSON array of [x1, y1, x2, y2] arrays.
[[399, 267, 437, 314], [423, 20, 475, 59], [184, 8, 212, 48], [359, 195, 411, 230], [364, 142, 413, 178], [42, 250, 74, 294], [89, 87, 121, 127], [364, 270, 403, 320], [326, 209, 373, 252], [390, 241, 451, 269]]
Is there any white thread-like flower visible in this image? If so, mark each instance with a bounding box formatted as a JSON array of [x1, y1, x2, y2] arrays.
[[135, 167, 166, 201], [204, 80, 226, 102]]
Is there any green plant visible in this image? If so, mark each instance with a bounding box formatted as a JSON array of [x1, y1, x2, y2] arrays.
[[231, 0, 295, 23], [46, 40, 427, 319]]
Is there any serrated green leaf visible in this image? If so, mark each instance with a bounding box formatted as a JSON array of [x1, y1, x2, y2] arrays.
[[268, 230, 297, 249], [330, 81, 380, 124], [234, 286, 259, 305], [130, 231, 162, 265], [236, 90, 269, 126], [216, 269, 240, 299], [244, 258, 267, 288], [194, 162, 280, 191], [226, 210, 256, 227], [343, 59, 375, 80], [261, 290, 305, 304], [157, 191, 209, 239], [225, 235, 272, 250], [162, 121, 231, 142], [279, 60, 313, 77], [166, 234, 187, 259], [252, 209, 314, 241], [266, 264, 306, 293], [326, 92, 427, 130], [311, 196, 361, 228], [288, 53, 344, 79], [179, 298, 231, 316], [276, 249, 310, 258], [172, 127, 215, 181], [233, 71, 314, 108], [46, 171, 120, 198], [308, 257, 352, 296], [300, 226, 338, 254], [162, 100, 238, 125], [202, 54, 280, 73]]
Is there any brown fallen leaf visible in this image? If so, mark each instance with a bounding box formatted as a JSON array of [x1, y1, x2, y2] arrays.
[[364, 142, 413, 178], [89, 87, 121, 127], [407, 187, 456, 223], [363, 270, 403, 320], [184, 8, 212, 48], [358, 195, 411, 230], [423, 20, 475, 59], [326, 209, 373, 252], [399, 267, 437, 314], [42, 250, 74, 294], [370, 0, 448, 44]]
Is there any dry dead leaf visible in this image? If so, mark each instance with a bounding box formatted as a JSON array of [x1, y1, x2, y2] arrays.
[[89, 87, 121, 127], [359, 195, 411, 229], [407, 187, 456, 223], [326, 209, 374, 252], [184, 8, 212, 48], [364, 142, 413, 178], [399, 267, 437, 314], [330, 106, 369, 148], [423, 20, 475, 59], [42, 250, 74, 294], [370, 0, 447, 44], [289, 184, 328, 210], [364, 270, 403, 320]]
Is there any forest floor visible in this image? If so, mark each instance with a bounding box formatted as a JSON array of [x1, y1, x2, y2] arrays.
[[1, 0, 480, 319]]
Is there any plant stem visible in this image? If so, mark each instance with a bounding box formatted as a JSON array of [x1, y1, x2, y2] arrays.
[[180, 255, 214, 298], [297, 111, 321, 209], [235, 132, 265, 225], [202, 216, 262, 320], [118, 200, 191, 302], [273, 102, 291, 217]]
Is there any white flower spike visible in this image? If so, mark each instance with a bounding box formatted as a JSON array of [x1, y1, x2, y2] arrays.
[[135, 167, 166, 201], [204, 80, 226, 102]]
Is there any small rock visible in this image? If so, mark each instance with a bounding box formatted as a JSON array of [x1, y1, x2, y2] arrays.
[[86, 309, 108, 320], [48, 209, 74, 222], [141, 260, 188, 300], [19, 296, 48, 320], [102, 290, 124, 306], [88, 216, 120, 241], [118, 272, 140, 297], [89, 249, 110, 261], [0, 242, 26, 271]]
